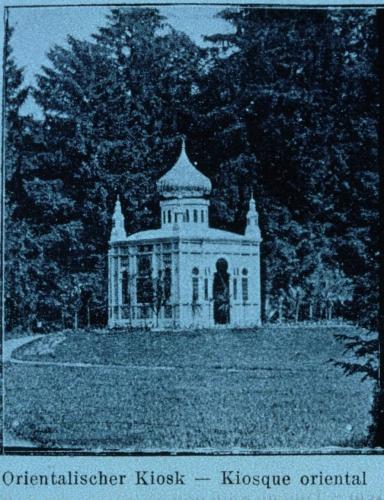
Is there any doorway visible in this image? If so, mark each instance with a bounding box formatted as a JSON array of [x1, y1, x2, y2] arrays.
[[213, 258, 230, 325]]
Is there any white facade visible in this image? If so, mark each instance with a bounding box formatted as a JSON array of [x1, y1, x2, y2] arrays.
[[108, 141, 262, 329]]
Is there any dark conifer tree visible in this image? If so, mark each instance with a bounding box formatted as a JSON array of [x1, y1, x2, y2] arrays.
[[3, 17, 41, 331], [196, 8, 378, 326], [23, 7, 205, 327]]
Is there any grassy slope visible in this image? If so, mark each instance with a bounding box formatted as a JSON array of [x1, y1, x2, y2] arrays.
[[5, 327, 374, 451]]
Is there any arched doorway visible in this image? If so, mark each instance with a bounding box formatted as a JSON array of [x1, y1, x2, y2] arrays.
[[213, 258, 230, 325]]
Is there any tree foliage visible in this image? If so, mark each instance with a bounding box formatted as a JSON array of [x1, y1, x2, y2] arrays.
[[196, 8, 378, 329], [4, 7, 379, 340]]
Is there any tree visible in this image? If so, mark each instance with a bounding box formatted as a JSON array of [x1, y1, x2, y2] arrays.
[[304, 264, 354, 321], [3, 17, 38, 332], [3, 17, 29, 186], [200, 7, 378, 328], [11, 7, 205, 330], [283, 285, 304, 323]]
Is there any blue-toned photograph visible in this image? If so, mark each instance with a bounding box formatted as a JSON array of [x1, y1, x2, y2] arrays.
[[3, 4, 381, 453]]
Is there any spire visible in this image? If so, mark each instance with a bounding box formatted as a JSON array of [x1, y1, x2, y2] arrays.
[[245, 192, 261, 240], [181, 135, 186, 156], [249, 191, 256, 210], [110, 195, 127, 242]]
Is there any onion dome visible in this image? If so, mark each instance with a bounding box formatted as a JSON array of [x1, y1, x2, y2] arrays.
[[157, 139, 212, 198]]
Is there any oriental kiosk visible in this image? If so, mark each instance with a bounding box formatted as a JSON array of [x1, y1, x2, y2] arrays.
[[108, 140, 262, 329]]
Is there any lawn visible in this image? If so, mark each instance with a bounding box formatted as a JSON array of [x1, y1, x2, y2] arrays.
[[4, 326, 375, 451]]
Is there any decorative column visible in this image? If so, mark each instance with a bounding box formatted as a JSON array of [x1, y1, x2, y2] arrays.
[[112, 248, 119, 324], [131, 247, 137, 322], [117, 247, 121, 321], [109, 196, 127, 326], [173, 242, 180, 328], [245, 194, 262, 326], [255, 244, 262, 326], [152, 245, 159, 327], [108, 249, 113, 327]]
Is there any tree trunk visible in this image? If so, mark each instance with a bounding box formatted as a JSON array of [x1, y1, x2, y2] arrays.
[[87, 305, 90, 328], [74, 311, 78, 331], [265, 294, 270, 322], [371, 386, 384, 447], [278, 299, 283, 323], [295, 301, 301, 323], [62, 309, 65, 329], [309, 303, 313, 321], [374, 9, 384, 447]]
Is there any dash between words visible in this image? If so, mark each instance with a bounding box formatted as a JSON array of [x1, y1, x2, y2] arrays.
[[0, 469, 367, 488]]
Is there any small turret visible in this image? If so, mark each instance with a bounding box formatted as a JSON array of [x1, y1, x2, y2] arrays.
[[110, 196, 127, 241], [245, 194, 261, 240]]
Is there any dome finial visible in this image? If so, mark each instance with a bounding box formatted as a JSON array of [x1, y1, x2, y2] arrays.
[[180, 134, 187, 157], [249, 190, 255, 208]]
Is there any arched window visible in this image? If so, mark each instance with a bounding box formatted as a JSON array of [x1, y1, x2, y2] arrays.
[[233, 278, 238, 300], [193, 209, 198, 223], [164, 267, 172, 300], [168, 210, 171, 223], [201, 210, 204, 223], [136, 254, 153, 304], [185, 210, 190, 222], [213, 258, 230, 324], [163, 211, 166, 224], [192, 267, 199, 302], [122, 270, 129, 304], [192, 277, 199, 302], [204, 278, 209, 300], [242, 269, 248, 302]]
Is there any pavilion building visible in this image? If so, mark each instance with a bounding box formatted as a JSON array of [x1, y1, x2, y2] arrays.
[[108, 140, 262, 329]]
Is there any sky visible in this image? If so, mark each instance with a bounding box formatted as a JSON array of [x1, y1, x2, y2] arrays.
[[9, 5, 233, 116]]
